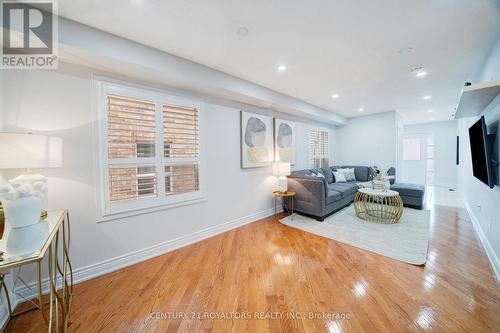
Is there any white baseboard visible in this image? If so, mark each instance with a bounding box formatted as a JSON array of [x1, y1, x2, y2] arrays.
[[15, 207, 279, 301], [462, 198, 500, 284]]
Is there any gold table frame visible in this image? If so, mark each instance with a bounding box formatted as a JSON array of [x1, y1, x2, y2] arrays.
[[354, 190, 403, 224], [0, 210, 73, 332], [272, 191, 296, 221]]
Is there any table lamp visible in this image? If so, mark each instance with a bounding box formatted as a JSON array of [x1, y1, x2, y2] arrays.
[[0, 133, 62, 226], [273, 162, 291, 193]]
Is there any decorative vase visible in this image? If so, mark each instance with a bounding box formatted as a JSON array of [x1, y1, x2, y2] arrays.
[[3, 196, 43, 228], [372, 179, 385, 191], [6, 221, 49, 256]]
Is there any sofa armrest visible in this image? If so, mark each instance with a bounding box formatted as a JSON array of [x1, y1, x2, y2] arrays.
[[287, 177, 326, 216]]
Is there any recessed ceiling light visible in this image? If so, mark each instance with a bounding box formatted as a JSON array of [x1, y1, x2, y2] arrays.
[[331, 94, 339, 99], [277, 65, 287, 72], [430, 117, 436, 121], [236, 26, 249, 37], [358, 108, 364, 112], [423, 95, 432, 100], [411, 66, 427, 77], [428, 109, 434, 113]]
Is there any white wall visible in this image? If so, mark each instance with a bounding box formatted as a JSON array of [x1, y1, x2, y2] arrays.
[[0, 63, 336, 293], [458, 35, 500, 281], [334, 111, 397, 172], [401, 120, 458, 188]]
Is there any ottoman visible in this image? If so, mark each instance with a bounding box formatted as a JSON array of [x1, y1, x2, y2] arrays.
[[390, 183, 425, 209]]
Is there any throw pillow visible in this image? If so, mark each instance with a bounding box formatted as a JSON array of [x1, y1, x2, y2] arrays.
[[316, 173, 327, 181], [338, 168, 354, 181], [333, 171, 347, 183], [321, 167, 334, 183], [345, 168, 356, 181], [308, 172, 327, 183]]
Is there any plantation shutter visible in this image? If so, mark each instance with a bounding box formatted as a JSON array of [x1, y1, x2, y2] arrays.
[[309, 129, 329, 168], [163, 104, 200, 196], [107, 95, 157, 202]]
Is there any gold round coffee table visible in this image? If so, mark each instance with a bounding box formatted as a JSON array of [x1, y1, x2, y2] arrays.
[[354, 188, 403, 224]]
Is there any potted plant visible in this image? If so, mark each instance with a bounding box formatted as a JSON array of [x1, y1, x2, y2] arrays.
[[371, 166, 389, 191]]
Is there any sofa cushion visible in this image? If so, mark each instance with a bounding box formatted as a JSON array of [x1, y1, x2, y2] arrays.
[[289, 170, 329, 194], [330, 165, 341, 172], [321, 167, 335, 183], [326, 190, 342, 204], [354, 166, 370, 181], [328, 182, 357, 198], [310, 168, 324, 176], [290, 170, 312, 177], [390, 183, 425, 197], [338, 166, 370, 181]]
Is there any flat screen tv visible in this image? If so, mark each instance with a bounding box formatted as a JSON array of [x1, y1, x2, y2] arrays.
[[469, 116, 495, 188]]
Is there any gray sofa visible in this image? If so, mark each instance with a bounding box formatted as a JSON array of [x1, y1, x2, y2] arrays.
[[287, 165, 425, 221]]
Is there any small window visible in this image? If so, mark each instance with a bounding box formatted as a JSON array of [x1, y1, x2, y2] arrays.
[[109, 165, 157, 202], [165, 164, 199, 196], [309, 128, 329, 168], [136, 142, 155, 158], [98, 82, 206, 219]]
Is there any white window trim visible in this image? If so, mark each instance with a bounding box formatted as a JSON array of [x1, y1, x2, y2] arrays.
[[93, 79, 207, 222], [309, 127, 330, 168]]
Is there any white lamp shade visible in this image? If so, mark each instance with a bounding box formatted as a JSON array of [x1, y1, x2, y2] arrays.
[[0, 133, 63, 169], [273, 162, 291, 176]]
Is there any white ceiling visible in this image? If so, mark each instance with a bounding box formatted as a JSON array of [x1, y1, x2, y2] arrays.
[[58, 0, 500, 124]]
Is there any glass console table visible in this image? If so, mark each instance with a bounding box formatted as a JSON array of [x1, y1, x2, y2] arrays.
[[0, 210, 73, 332]]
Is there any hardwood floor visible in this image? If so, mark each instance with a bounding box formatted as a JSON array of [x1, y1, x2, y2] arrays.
[[6, 203, 500, 332]]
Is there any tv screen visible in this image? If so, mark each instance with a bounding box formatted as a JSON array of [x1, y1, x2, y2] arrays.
[[469, 116, 494, 188]]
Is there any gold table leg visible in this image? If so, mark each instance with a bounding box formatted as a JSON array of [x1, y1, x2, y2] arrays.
[[61, 214, 73, 332], [38, 261, 48, 324], [47, 212, 73, 333], [0, 274, 12, 318]]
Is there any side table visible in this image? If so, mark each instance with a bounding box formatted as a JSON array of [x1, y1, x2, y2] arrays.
[[0, 209, 73, 332], [272, 191, 296, 221]]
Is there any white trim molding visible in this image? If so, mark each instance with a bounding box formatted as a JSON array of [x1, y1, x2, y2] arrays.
[[462, 198, 500, 284], [93, 79, 208, 221], [15, 206, 281, 300]]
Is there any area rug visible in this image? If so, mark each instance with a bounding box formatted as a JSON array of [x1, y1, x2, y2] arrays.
[[280, 205, 430, 265]]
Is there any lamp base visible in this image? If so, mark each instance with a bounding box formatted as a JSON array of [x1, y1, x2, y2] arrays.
[[5, 173, 48, 224], [3, 196, 43, 228], [278, 177, 288, 193]]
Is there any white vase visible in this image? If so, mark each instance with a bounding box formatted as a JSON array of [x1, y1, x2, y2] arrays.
[[372, 179, 385, 191], [7, 221, 49, 256], [3, 196, 43, 228]]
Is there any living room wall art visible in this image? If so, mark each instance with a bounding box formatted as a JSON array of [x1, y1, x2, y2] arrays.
[[240, 111, 273, 168], [274, 118, 296, 165]]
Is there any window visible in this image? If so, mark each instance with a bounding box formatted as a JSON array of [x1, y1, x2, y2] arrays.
[[403, 136, 421, 161], [97, 82, 205, 219], [309, 128, 329, 168]]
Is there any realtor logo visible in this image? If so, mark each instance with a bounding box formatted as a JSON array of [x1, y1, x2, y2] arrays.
[[1, 0, 58, 69]]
